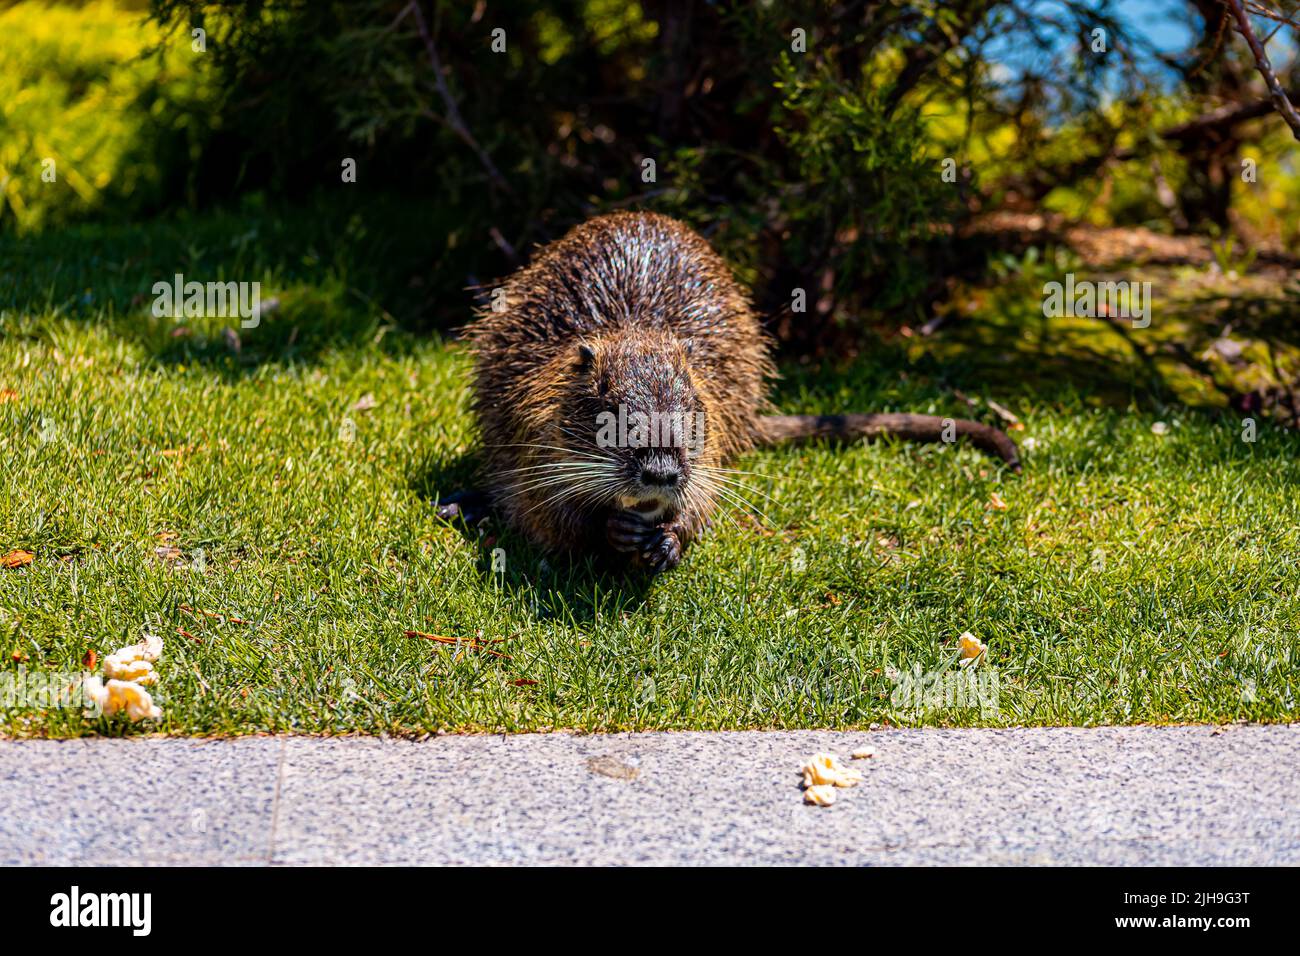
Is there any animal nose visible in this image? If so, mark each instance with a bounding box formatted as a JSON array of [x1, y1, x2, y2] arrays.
[[640, 456, 681, 487]]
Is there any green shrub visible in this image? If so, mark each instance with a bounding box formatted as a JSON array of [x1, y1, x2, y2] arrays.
[[0, 0, 213, 232]]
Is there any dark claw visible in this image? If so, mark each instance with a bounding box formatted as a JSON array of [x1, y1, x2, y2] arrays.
[[435, 490, 491, 527]]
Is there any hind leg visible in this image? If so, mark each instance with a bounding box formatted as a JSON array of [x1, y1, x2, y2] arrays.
[[435, 489, 492, 526]]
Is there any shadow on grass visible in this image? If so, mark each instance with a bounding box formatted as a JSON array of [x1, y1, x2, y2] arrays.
[[0, 192, 491, 375], [408, 448, 657, 624], [774, 262, 1300, 431]]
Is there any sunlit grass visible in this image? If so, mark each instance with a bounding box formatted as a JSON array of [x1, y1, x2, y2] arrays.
[[1, 211, 1298, 736]]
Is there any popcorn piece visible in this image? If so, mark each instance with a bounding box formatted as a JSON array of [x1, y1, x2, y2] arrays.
[[108, 634, 163, 666], [83, 676, 108, 710], [803, 784, 837, 807], [103, 655, 158, 685], [958, 631, 987, 665], [102, 679, 162, 721], [850, 746, 875, 760], [101, 634, 164, 685], [137, 633, 164, 663], [85, 677, 162, 721], [800, 752, 864, 789]]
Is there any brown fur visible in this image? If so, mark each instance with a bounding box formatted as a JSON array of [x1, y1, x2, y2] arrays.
[[460, 212, 1017, 572]]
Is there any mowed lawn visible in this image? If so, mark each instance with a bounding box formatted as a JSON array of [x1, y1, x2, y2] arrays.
[[2, 208, 1299, 736]]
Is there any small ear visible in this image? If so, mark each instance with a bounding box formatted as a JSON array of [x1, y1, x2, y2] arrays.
[[577, 342, 596, 367]]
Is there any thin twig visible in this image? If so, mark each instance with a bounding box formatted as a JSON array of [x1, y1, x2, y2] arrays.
[[407, 1, 514, 193], [403, 630, 512, 659], [488, 226, 519, 265], [1225, 0, 1300, 141], [1244, 1, 1300, 30]]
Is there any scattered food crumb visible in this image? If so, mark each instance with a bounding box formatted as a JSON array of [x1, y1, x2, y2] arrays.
[[83, 677, 162, 721], [958, 631, 987, 665], [1151, 421, 1169, 435], [800, 752, 864, 789], [804, 784, 837, 806], [104, 656, 158, 684], [106, 634, 163, 664], [86, 635, 165, 719], [850, 747, 875, 760]]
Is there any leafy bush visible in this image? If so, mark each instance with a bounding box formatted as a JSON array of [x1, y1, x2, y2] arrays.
[[0, 1, 214, 232], [140, 0, 1004, 345]]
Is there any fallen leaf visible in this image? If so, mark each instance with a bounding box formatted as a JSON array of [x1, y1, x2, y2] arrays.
[[0, 389, 17, 403], [988, 492, 1007, 511], [83, 649, 98, 671], [155, 545, 182, 561], [511, 678, 538, 686], [1, 550, 34, 569], [586, 756, 639, 780]]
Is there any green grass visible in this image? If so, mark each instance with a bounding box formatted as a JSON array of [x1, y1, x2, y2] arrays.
[[2, 207, 1299, 736]]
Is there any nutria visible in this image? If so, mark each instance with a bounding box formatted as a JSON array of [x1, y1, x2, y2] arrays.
[[438, 212, 1019, 573]]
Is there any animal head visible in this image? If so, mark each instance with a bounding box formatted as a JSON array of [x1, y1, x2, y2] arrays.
[[555, 329, 718, 518]]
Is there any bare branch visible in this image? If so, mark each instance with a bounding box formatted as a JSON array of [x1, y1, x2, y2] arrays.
[[1225, 0, 1300, 140], [407, 1, 514, 193]]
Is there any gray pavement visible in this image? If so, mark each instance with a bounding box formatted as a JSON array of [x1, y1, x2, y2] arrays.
[[1, 725, 1297, 865]]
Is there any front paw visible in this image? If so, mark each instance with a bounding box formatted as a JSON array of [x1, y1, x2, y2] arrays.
[[640, 527, 683, 574], [606, 511, 683, 574], [606, 510, 652, 554]]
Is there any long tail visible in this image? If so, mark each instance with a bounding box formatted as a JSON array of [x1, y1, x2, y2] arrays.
[[757, 413, 1021, 472]]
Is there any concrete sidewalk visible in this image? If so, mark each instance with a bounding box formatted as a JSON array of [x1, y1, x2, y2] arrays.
[[2, 725, 1296, 865]]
